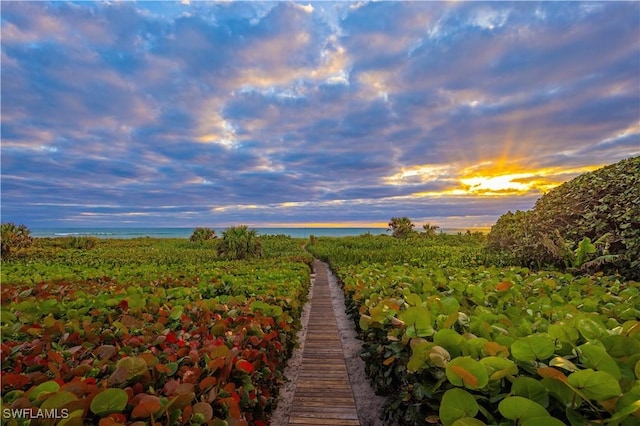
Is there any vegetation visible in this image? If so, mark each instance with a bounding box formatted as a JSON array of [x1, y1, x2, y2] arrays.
[[218, 226, 263, 261], [2, 156, 636, 425], [1, 235, 311, 425], [307, 235, 640, 426], [422, 223, 440, 238], [189, 227, 216, 243], [487, 156, 640, 279], [62, 235, 99, 250], [1, 222, 33, 260], [388, 216, 416, 238]]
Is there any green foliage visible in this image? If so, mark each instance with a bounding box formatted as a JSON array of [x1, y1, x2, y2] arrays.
[[422, 223, 440, 238], [487, 156, 640, 279], [1, 222, 33, 260], [388, 216, 416, 238], [190, 226, 216, 242], [309, 236, 640, 425], [62, 235, 98, 249], [217, 225, 263, 260], [1, 236, 311, 424]]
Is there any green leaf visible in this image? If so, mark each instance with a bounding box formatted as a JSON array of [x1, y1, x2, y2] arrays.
[[0, 310, 17, 325], [522, 417, 566, 426], [116, 356, 148, 379], [27, 380, 60, 401], [446, 356, 489, 390], [498, 396, 549, 421], [40, 391, 78, 410], [577, 317, 608, 341], [452, 419, 486, 426], [479, 356, 517, 381], [511, 377, 549, 408], [439, 388, 479, 426], [511, 335, 555, 362], [567, 369, 622, 401], [407, 339, 433, 372], [399, 306, 433, 337], [90, 388, 128, 416], [435, 329, 467, 357], [403, 291, 422, 306], [549, 356, 578, 372], [609, 385, 640, 423], [541, 378, 578, 407], [166, 362, 179, 375], [169, 305, 184, 321], [577, 343, 621, 379]]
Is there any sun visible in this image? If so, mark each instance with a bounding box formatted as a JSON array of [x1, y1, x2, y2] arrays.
[[460, 173, 533, 194]]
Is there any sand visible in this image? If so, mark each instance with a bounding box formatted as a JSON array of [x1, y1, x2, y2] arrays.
[[270, 262, 387, 426]]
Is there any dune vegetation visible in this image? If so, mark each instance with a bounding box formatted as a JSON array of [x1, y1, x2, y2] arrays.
[[1, 157, 638, 425]]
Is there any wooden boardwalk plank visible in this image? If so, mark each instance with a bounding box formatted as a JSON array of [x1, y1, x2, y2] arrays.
[[287, 260, 361, 426]]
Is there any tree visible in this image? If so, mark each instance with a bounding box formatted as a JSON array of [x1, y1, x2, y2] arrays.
[[217, 225, 262, 260], [1, 222, 33, 259], [422, 223, 439, 238], [190, 227, 216, 242], [388, 217, 415, 239]]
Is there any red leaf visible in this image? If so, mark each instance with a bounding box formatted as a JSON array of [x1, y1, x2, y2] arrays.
[[199, 376, 217, 391], [495, 281, 514, 292], [1, 373, 31, 387], [537, 366, 568, 383], [166, 331, 178, 344], [236, 360, 254, 374], [47, 350, 64, 364], [131, 395, 161, 418]]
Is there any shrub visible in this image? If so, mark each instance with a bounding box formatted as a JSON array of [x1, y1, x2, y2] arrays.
[[190, 227, 216, 242], [63, 236, 98, 249], [487, 156, 640, 278], [218, 225, 262, 260], [1, 222, 33, 260]]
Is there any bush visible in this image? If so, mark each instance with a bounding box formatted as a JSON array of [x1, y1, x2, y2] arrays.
[[217, 225, 262, 260], [1, 222, 33, 260], [487, 156, 640, 278], [190, 227, 216, 242], [62, 236, 98, 250]]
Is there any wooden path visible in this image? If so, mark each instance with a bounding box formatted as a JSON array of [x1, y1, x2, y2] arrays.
[[288, 260, 360, 426]]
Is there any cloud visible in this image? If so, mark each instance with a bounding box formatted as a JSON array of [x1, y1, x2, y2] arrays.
[[1, 1, 638, 228]]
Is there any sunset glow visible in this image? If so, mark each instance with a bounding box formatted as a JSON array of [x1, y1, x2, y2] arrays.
[[1, 2, 638, 228]]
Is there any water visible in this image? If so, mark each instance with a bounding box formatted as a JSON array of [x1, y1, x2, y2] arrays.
[[31, 227, 487, 239], [30, 227, 390, 239]]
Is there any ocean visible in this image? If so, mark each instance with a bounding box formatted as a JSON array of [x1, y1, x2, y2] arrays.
[[30, 227, 389, 239], [30, 227, 487, 239]]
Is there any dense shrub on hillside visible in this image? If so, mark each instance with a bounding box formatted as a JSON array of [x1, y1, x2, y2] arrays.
[[487, 156, 640, 279]]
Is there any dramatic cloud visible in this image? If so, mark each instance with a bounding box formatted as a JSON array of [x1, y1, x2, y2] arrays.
[[1, 1, 638, 229]]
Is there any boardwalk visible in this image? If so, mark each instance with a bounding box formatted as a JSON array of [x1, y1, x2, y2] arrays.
[[288, 260, 361, 426]]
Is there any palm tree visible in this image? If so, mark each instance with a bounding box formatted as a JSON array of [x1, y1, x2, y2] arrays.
[[422, 223, 439, 238], [1, 222, 33, 259], [387, 217, 415, 238], [218, 225, 262, 260], [190, 227, 216, 242]]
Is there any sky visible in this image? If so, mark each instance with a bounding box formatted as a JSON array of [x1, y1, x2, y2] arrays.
[[1, 1, 639, 229]]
